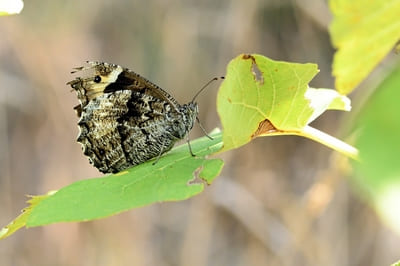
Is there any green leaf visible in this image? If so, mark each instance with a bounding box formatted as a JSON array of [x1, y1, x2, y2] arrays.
[[0, 0, 24, 16], [0, 130, 223, 235], [353, 65, 400, 234], [0, 192, 54, 240], [329, 0, 400, 94], [217, 54, 352, 155], [27, 130, 223, 227], [391, 260, 400, 266]]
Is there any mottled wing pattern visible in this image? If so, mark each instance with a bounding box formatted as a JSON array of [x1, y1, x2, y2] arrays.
[[68, 62, 198, 173]]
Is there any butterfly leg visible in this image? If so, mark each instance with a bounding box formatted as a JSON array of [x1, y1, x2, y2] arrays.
[[186, 135, 196, 157], [196, 117, 213, 140]]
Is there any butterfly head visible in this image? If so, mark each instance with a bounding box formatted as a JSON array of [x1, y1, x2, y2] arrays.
[[180, 101, 199, 134]]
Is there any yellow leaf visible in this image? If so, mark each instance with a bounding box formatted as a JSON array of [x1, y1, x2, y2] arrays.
[[330, 0, 400, 94]]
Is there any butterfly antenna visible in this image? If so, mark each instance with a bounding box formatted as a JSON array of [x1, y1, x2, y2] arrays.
[[191, 76, 224, 103], [191, 76, 224, 141]]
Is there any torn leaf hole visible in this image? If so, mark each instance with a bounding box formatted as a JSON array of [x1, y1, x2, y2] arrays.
[[187, 166, 208, 186], [251, 62, 264, 85], [242, 54, 263, 84]]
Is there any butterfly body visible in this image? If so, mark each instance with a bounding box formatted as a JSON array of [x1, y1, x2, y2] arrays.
[[68, 62, 198, 173]]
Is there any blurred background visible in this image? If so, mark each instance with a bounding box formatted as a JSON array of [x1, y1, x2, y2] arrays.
[[1, 0, 399, 265]]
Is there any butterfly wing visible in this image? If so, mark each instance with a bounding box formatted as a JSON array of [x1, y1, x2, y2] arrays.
[[68, 61, 180, 112], [68, 62, 194, 173]]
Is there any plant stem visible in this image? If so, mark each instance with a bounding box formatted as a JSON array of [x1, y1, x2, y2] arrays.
[[262, 125, 359, 161], [297, 126, 359, 161]]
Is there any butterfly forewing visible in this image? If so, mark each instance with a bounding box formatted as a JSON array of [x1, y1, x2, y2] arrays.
[[68, 62, 198, 173]]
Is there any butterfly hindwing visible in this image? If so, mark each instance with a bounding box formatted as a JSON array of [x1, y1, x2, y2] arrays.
[[68, 61, 198, 173]]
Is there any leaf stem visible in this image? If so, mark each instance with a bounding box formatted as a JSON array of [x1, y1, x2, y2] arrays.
[[261, 125, 359, 160], [297, 126, 359, 161]]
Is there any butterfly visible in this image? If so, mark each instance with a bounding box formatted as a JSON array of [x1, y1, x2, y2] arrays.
[[67, 61, 199, 173]]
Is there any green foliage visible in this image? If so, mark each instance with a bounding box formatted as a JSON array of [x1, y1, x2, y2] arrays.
[[217, 54, 351, 153], [1, 54, 357, 239], [1, 0, 399, 258], [353, 65, 400, 234], [217, 54, 316, 151], [1, 131, 223, 232], [330, 0, 400, 94], [392, 260, 400, 266], [0, 193, 53, 240]]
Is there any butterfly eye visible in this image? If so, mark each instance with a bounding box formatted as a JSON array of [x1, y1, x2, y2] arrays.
[[94, 75, 102, 83]]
